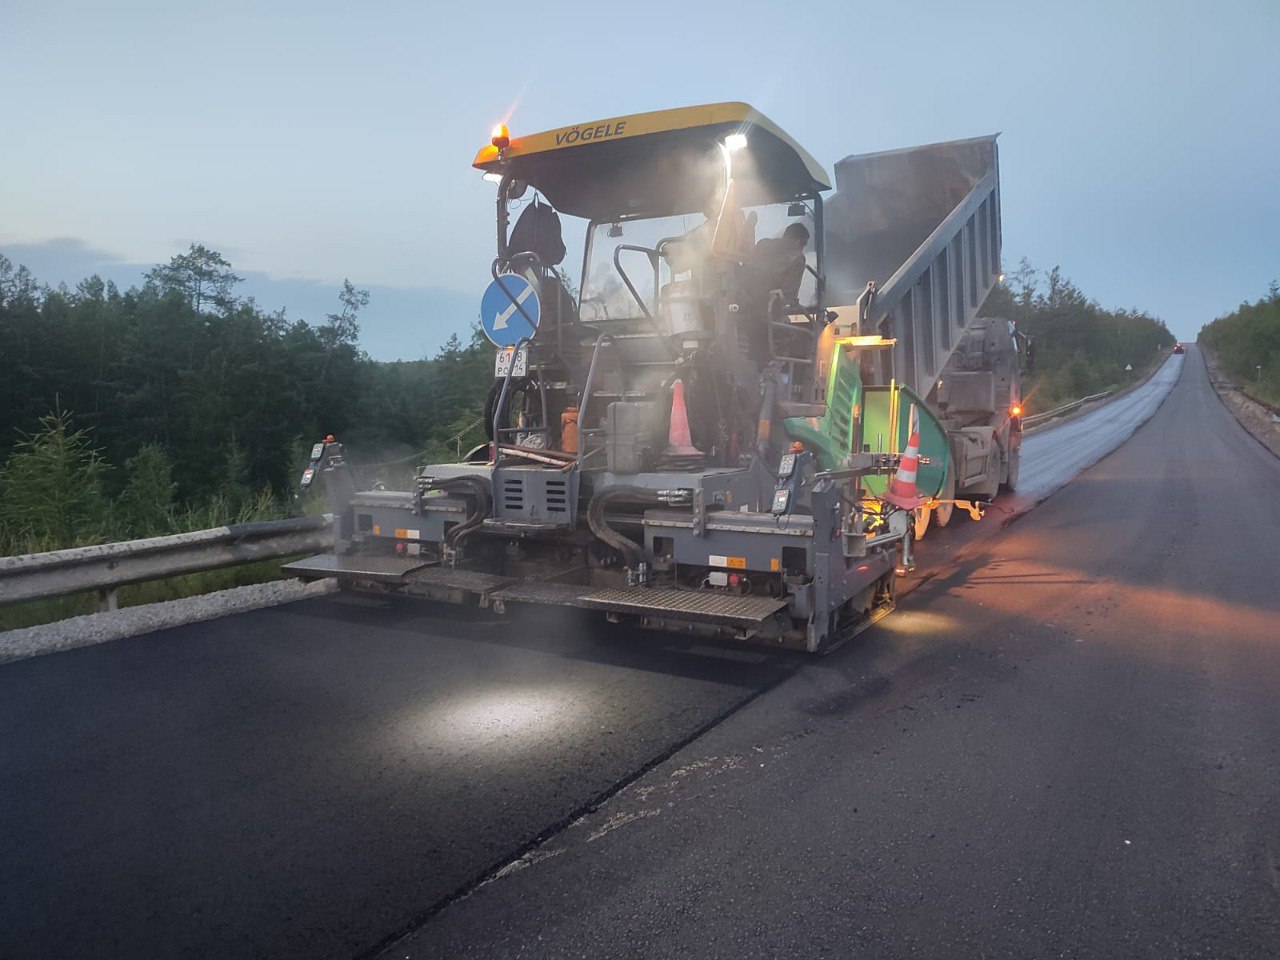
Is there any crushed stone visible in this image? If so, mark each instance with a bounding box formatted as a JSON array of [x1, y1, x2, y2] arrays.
[[1202, 348, 1280, 458], [0, 578, 337, 666]]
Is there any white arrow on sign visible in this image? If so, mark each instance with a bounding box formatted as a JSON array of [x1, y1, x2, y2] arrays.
[[494, 282, 534, 330]]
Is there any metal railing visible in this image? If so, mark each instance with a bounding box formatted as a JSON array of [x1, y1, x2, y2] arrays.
[[1021, 390, 1113, 428], [0, 516, 332, 612]]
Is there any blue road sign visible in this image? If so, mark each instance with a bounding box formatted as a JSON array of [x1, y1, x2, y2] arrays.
[[480, 274, 540, 348]]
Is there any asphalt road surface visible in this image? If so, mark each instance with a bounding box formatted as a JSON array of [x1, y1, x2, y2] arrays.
[[1017, 353, 1183, 501], [389, 348, 1280, 959], [0, 602, 793, 959], [6, 349, 1272, 960]]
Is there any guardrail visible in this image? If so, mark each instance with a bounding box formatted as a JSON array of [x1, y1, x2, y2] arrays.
[[0, 516, 332, 612], [1022, 390, 1114, 428]]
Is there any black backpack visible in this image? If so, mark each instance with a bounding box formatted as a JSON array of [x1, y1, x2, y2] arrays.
[[507, 197, 566, 268]]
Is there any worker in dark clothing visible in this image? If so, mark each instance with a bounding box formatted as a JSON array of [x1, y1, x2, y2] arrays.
[[737, 222, 811, 363], [751, 222, 810, 307]]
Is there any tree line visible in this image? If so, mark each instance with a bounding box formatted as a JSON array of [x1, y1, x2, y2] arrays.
[[1197, 282, 1280, 406], [984, 260, 1176, 411], [1, 246, 1178, 555], [0, 246, 493, 554]]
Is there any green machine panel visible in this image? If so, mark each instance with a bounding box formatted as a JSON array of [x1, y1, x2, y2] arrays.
[[860, 385, 949, 499]]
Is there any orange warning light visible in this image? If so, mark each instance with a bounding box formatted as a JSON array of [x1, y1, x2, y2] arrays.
[[491, 123, 510, 150], [1010, 405, 1022, 418], [324, 434, 335, 442]]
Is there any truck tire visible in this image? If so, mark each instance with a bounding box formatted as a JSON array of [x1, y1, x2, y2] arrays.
[[934, 465, 955, 528], [1001, 447, 1020, 492], [913, 505, 930, 540]]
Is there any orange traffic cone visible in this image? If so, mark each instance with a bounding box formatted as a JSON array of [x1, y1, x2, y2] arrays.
[[883, 403, 929, 510], [665, 379, 700, 456]]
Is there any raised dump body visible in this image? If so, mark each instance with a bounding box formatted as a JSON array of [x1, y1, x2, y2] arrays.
[[824, 136, 1001, 399], [824, 135, 1019, 509]]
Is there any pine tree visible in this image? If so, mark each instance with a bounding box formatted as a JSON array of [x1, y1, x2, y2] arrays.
[[0, 410, 110, 551], [116, 444, 178, 537]]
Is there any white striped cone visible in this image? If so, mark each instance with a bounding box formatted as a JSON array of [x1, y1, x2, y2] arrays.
[[883, 403, 929, 510]]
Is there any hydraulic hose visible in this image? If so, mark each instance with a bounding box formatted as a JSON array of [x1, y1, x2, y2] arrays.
[[587, 485, 661, 568], [432, 475, 492, 548]]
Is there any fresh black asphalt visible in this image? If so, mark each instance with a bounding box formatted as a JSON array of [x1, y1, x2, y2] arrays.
[[0, 599, 789, 958], [388, 347, 1280, 959]]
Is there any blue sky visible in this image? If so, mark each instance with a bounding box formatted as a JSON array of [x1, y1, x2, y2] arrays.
[[2, 0, 1276, 357]]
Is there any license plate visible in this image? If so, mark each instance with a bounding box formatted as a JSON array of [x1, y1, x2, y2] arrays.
[[494, 345, 529, 378]]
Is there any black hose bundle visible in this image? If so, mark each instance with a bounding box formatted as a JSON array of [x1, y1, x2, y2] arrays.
[[432, 475, 492, 548], [587, 485, 661, 568]]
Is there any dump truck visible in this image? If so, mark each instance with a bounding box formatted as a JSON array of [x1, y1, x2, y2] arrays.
[[289, 102, 1023, 653]]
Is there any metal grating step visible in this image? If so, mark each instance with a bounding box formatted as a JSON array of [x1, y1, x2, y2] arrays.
[[488, 582, 786, 626], [579, 587, 787, 626]]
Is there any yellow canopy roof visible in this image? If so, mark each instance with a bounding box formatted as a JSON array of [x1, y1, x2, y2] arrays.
[[474, 102, 831, 220]]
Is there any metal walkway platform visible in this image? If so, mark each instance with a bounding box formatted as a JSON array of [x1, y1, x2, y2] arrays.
[[283, 554, 516, 594], [489, 582, 787, 627], [287, 554, 788, 627], [283, 554, 433, 582], [579, 587, 787, 626]]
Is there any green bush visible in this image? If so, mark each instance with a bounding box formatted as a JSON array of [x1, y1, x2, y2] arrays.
[[984, 261, 1176, 414], [0, 410, 110, 553], [1199, 283, 1280, 407], [116, 444, 178, 538], [0, 245, 504, 630]]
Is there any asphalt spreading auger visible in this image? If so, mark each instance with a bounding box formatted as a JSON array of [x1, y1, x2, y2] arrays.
[[289, 103, 1026, 653]]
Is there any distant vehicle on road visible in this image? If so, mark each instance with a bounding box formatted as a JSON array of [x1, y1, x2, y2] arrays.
[[1173, 343, 1185, 354]]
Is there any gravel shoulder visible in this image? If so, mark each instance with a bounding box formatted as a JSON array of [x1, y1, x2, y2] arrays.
[[1200, 344, 1280, 458], [0, 578, 336, 665]]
